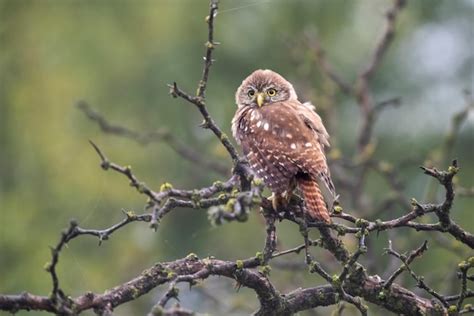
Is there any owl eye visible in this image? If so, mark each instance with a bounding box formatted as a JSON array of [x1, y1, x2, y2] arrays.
[[247, 89, 255, 97], [267, 88, 277, 97]]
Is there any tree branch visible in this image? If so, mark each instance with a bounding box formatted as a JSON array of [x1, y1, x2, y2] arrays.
[[76, 101, 229, 175], [1, 1, 472, 315]]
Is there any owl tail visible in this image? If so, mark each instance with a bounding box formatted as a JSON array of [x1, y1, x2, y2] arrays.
[[298, 177, 331, 223]]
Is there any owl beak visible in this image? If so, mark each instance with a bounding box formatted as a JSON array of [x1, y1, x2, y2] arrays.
[[256, 93, 265, 107]]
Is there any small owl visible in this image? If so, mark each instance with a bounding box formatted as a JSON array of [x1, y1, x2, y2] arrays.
[[232, 69, 336, 222]]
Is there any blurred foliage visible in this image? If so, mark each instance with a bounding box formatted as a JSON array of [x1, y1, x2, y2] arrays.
[[0, 0, 473, 315]]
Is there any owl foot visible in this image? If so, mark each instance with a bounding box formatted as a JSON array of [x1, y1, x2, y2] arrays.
[[270, 192, 300, 221], [270, 192, 288, 212]]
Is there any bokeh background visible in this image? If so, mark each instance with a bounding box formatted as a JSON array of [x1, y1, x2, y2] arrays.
[[1, 0, 473, 315]]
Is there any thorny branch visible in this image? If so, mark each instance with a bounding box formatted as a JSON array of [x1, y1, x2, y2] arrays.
[[167, 0, 243, 169], [383, 240, 428, 290], [385, 240, 451, 308], [1, 0, 473, 315]]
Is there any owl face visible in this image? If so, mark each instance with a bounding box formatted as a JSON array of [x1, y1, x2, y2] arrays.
[[235, 69, 298, 108]]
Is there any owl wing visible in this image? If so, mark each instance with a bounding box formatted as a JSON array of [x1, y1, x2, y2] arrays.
[[298, 102, 330, 148], [291, 101, 336, 197]]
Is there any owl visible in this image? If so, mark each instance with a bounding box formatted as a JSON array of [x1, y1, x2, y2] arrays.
[[232, 69, 336, 223]]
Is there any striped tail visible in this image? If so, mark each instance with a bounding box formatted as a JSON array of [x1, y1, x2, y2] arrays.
[[298, 177, 331, 223]]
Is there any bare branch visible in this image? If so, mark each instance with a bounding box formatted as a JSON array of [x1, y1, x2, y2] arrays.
[[89, 140, 161, 202], [197, 0, 219, 98], [168, 82, 243, 167], [305, 30, 352, 95], [421, 160, 474, 248], [77, 101, 229, 175], [271, 240, 317, 259], [356, 0, 407, 149], [167, 1, 245, 172], [456, 258, 474, 312], [383, 240, 428, 289], [359, 0, 407, 82], [384, 240, 449, 307], [374, 97, 402, 113]]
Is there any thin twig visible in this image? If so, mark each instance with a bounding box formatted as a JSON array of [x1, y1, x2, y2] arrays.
[[384, 240, 449, 307], [456, 258, 473, 312], [197, 0, 219, 99], [383, 240, 428, 289], [305, 30, 352, 95], [167, 0, 244, 169]]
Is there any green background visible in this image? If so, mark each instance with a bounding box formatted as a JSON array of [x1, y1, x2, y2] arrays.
[[1, 0, 473, 315]]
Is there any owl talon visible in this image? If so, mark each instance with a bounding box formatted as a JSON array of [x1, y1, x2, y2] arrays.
[[270, 192, 290, 212]]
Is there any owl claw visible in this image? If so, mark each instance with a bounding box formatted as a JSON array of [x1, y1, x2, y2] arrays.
[[269, 193, 279, 212], [270, 192, 291, 213]]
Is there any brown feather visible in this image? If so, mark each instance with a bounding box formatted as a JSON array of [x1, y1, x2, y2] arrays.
[[298, 176, 331, 223]]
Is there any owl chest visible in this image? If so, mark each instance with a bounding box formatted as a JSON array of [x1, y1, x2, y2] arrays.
[[238, 108, 290, 142], [237, 108, 297, 192]]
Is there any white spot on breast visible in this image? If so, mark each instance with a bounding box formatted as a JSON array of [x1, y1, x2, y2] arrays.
[[305, 142, 312, 147], [250, 110, 256, 121], [291, 143, 296, 149], [264, 123, 269, 131], [256, 121, 262, 128], [286, 134, 293, 139]]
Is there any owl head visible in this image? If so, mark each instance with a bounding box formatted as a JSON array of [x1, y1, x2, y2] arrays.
[[235, 69, 298, 108]]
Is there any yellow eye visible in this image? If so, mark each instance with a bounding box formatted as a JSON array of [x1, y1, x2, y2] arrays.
[[247, 89, 255, 97], [267, 88, 277, 97]]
